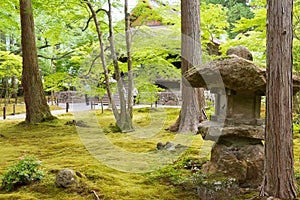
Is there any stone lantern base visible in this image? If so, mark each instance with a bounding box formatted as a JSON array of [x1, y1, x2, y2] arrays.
[[200, 124, 264, 188]]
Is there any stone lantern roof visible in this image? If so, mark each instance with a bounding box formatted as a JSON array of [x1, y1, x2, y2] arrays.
[[185, 55, 300, 94]]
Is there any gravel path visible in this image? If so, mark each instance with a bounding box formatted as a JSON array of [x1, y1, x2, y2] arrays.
[[0, 103, 180, 121]]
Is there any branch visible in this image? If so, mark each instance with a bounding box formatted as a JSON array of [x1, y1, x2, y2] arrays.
[[11, 43, 58, 55], [82, 8, 108, 31], [38, 44, 52, 50], [11, 49, 22, 55], [91, 190, 100, 200], [86, 54, 101, 75], [38, 51, 75, 60]]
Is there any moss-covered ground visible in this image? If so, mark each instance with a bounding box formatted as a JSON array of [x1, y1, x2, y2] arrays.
[[0, 107, 299, 199], [0, 108, 207, 199]]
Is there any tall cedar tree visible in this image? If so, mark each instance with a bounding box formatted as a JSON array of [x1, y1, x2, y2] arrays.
[[20, 0, 53, 123], [260, 0, 297, 198], [169, 0, 205, 133]]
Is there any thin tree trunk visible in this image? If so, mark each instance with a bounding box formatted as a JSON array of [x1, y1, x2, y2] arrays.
[[260, 0, 297, 198], [125, 0, 134, 118], [107, 0, 133, 131], [50, 58, 56, 106], [169, 0, 204, 134], [85, 1, 120, 123], [11, 76, 17, 100], [4, 77, 9, 105], [19, 0, 53, 123]]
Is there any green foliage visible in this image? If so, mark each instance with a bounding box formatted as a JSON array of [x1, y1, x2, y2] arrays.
[[1, 156, 44, 192], [203, 0, 254, 38], [0, 51, 22, 101], [130, 0, 175, 27], [136, 83, 163, 105], [221, 7, 267, 63], [200, 2, 229, 46], [0, 0, 20, 34], [0, 51, 22, 78], [43, 72, 70, 92], [221, 0, 300, 70], [129, 26, 181, 98]]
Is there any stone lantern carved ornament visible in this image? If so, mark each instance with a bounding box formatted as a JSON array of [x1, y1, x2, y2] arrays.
[[185, 46, 300, 189]]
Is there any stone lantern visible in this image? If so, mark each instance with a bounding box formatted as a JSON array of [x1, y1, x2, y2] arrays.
[[185, 46, 300, 189]]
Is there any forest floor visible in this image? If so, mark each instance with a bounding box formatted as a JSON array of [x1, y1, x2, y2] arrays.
[[0, 108, 299, 199]]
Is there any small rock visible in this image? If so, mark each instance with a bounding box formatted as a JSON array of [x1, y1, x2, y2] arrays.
[[197, 177, 240, 200], [157, 142, 165, 150], [165, 141, 175, 151], [175, 144, 187, 150], [56, 169, 77, 188], [165, 100, 177, 106], [226, 45, 253, 61], [65, 120, 76, 126], [75, 120, 89, 127]]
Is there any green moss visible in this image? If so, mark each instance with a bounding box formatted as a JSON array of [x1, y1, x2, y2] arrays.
[[211, 55, 233, 61], [0, 108, 299, 199], [0, 108, 204, 199]]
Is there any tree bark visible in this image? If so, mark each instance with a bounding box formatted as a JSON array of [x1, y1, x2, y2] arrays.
[[125, 0, 134, 118], [19, 0, 53, 123], [107, 0, 133, 131], [169, 0, 204, 133], [11, 76, 17, 99], [85, 1, 120, 123], [4, 77, 9, 105], [260, 0, 297, 198], [86, 1, 133, 131]]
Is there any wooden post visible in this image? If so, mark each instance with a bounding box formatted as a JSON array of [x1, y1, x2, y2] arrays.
[[3, 107, 6, 120], [91, 101, 93, 110], [13, 104, 16, 115], [66, 102, 69, 113]]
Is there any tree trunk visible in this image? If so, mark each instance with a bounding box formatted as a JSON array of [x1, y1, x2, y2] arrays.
[[11, 76, 17, 100], [170, 0, 204, 134], [4, 77, 9, 105], [85, 1, 120, 125], [125, 0, 134, 118], [107, 0, 133, 131], [260, 0, 297, 198], [20, 0, 53, 123]]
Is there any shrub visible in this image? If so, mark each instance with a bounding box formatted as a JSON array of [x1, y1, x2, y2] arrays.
[[1, 156, 44, 191]]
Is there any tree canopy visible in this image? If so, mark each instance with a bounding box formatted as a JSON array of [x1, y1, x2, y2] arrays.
[[0, 0, 299, 106]]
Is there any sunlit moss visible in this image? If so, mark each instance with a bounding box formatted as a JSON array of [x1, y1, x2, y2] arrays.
[[0, 108, 202, 199], [1, 108, 299, 199]]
